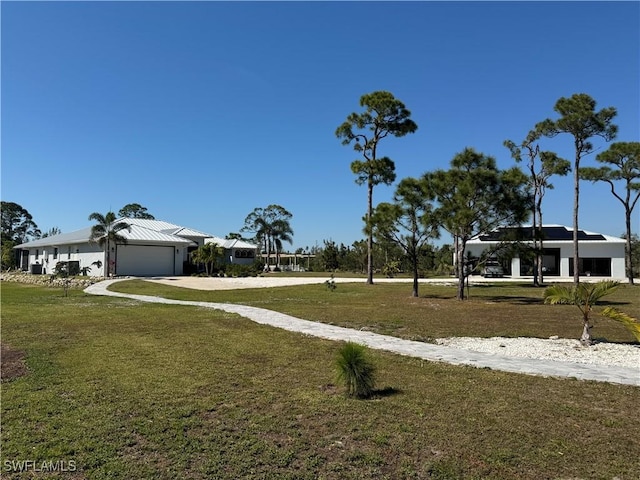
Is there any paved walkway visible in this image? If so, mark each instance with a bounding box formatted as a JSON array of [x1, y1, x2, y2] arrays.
[[85, 279, 639, 387]]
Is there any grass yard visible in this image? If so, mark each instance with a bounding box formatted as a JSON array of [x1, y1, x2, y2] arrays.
[[111, 279, 640, 343], [1, 280, 639, 479]]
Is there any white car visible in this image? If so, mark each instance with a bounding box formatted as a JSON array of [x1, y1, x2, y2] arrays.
[[482, 261, 504, 278]]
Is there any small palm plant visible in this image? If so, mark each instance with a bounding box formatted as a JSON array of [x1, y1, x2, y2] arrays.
[[325, 274, 337, 292], [543, 280, 621, 346], [335, 342, 376, 399]]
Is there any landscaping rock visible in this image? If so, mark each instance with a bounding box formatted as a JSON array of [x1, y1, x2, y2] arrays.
[[0, 271, 101, 289]]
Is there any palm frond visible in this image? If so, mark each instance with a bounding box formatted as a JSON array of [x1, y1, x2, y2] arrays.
[[589, 280, 620, 304], [112, 222, 131, 234], [601, 307, 640, 342], [543, 285, 574, 305], [88, 212, 106, 224]]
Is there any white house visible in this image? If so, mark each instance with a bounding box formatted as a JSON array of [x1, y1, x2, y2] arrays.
[[465, 225, 627, 279], [14, 218, 258, 277], [204, 236, 258, 265]]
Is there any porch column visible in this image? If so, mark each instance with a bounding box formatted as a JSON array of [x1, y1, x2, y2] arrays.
[[511, 256, 520, 278]]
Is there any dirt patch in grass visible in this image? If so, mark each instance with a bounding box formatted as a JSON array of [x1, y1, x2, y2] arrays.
[[1, 343, 28, 382]]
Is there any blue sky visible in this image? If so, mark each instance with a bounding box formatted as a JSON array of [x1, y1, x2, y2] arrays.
[[2, 1, 639, 251]]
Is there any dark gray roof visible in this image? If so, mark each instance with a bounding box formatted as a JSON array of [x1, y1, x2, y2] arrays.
[[468, 225, 626, 245], [476, 225, 606, 242]]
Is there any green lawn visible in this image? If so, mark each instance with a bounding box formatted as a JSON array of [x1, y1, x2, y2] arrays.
[[1, 280, 639, 479], [111, 278, 640, 343]]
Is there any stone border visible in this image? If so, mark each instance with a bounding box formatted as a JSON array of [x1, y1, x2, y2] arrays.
[[0, 271, 101, 289]]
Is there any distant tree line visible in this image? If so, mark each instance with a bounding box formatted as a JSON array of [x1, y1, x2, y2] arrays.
[[298, 239, 455, 279]]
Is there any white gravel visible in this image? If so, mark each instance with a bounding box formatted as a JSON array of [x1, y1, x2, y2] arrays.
[[143, 277, 640, 371], [435, 336, 640, 369]]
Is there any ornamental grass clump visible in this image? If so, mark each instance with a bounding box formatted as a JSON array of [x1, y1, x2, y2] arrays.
[[335, 342, 376, 399]]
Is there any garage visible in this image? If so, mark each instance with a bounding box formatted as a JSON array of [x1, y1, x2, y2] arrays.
[[116, 244, 175, 276]]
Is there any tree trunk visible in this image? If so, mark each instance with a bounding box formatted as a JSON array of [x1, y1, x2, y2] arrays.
[[580, 320, 592, 346], [106, 238, 111, 277], [625, 208, 634, 284], [531, 204, 539, 286], [537, 200, 545, 286], [456, 237, 466, 300], [266, 241, 272, 272], [366, 181, 374, 285], [573, 150, 580, 286], [412, 252, 419, 298]]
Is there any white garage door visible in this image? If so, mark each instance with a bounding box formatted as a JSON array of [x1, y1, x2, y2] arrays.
[[116, 245, 175, 276]]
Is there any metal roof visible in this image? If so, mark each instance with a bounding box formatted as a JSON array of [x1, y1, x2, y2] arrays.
[[125, 218, 212, 237], [163, 227, 213, 238], [15, 218, 209, 249], [205, 236, 258, 250], [14, 227, 94, 248], [119, 224, 194, 244]]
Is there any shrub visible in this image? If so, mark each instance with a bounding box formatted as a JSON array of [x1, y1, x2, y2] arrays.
[[335, 342, 376, 399], [382, 261, 401, 278], [325, 274, 337, 292], [225, 263, 259, 277]]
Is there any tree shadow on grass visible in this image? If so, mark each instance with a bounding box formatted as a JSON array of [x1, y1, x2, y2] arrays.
[[597, 300, 634, 307], [421, 294, 457, 301], [483, 295, 544, 305], [321, 384, 402, 399], [373, 386, 402, 398]]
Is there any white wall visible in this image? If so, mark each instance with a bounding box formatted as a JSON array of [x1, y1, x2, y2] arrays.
[[579, 242, 626, 278], [465, 240, 626, 278], [25, 243, 105, 276], [228, 249, 256, 265]]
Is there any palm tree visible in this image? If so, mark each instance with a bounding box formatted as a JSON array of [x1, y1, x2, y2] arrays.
[[88, 211, 131, 277], [543, 280, 620, 346], [242, 205, 293, 271], [271, 218, 293, 269], [190, 242, 224, 276]]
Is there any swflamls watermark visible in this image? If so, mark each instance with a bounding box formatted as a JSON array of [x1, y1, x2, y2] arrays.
[[3, 459, 77, 473]]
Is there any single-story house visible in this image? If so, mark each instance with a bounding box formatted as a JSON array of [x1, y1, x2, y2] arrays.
[[204, 236, 259, 265], [465, 225, 627, 278], [14, 218, 258, 277]]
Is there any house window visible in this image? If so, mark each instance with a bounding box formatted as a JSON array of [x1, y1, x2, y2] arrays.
[[235, 250, 255, 259], [54, 248, 58, 259], [520, 248, 560, 276], [569, 258, 612, 277], [68, 246, 72, 258], [35, 249, 39, 260]]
